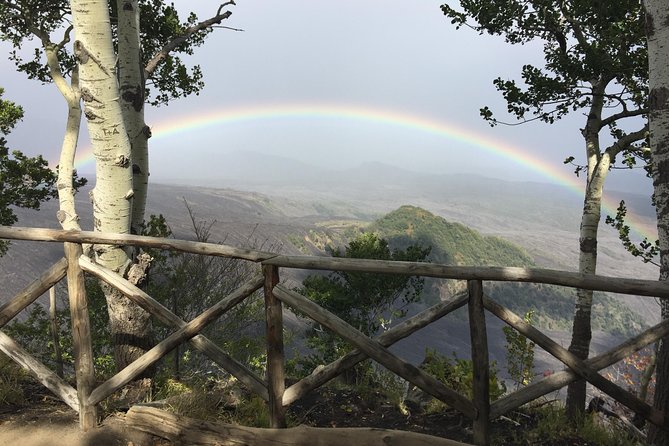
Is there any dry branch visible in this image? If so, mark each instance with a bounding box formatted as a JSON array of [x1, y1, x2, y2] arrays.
[[125, 405, 473, 446]]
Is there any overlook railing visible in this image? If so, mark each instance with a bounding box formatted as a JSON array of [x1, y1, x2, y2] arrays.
[[0, 226, 668, 446]]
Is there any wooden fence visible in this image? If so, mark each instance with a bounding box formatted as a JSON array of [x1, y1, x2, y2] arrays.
[[1, 226, 668, 445]]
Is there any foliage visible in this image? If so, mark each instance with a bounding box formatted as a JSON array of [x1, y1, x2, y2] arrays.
[[605, 346, 656, 404], [515, 403, 641, 446], [418, 349, 506, 408], [440, 1, 649, 414], [369, 206, 646, 335], [143, 205, 268, 378], [503, 310, 536, 390], [0, 1, 215, 106], [297, 232, 430, 377], [0, 353, 26, 406], [4, 280, 115, 379], [441, 0, 647, 132], [605, 200, 659, 266]]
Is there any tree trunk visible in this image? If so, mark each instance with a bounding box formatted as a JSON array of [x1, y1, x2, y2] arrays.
[[70, 0, 151, 371], [113, 0, 154, 374], [116, 0, 150, 236], [566, 84, 608, 419], [645, 1, 669, 443]]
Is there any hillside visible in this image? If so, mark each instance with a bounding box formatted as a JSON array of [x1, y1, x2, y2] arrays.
[[370, 205, 534, 267], [360, 206, 645, 336]]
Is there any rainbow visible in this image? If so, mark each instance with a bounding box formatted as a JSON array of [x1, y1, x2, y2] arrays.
[[68, 103, 658, 242]]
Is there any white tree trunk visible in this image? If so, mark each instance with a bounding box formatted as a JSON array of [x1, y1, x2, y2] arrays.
[[40, 35, 83, 232], [566, 84, 607, 418], [645, 1, 669, 443], [116, 0, 150, 236], [70, 0, 152, 370]]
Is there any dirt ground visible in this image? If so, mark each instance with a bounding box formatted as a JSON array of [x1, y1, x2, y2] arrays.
[[0, 404, 164, 446], [0, 382, 639, 446]]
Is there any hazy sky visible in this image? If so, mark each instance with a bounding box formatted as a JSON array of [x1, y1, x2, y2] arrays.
[[0, 0, 652, 195]]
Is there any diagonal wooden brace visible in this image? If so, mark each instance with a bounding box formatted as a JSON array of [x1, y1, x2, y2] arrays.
[[484, 295, 667, 429], [273, 285, 476, 419]]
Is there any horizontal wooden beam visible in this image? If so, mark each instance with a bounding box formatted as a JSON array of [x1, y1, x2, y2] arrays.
[[263, 256, 669, 298], [80, 256, 268, 401], [0, 226, 276, 262], [3, 226, 668, 298], [273, 285, 476, 419], [126, 405, 474, 446]]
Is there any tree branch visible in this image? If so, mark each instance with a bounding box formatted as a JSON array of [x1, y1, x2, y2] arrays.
[[605, 126, 649, 157], [600, 107, 648, 130], [144, 6, 234, 78]]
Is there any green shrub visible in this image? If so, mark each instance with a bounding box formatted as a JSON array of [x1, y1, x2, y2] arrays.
[[419, 348, 506, 412]]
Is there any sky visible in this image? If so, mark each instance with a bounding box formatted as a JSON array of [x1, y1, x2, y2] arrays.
[[0, 0, 653, 196]]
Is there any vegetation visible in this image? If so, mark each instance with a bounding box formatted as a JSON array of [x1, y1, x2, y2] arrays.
[[366, 206, 646, 336], [503, 310, 536, 390], [370, 205, 533, 267], [297, 232, 430, 379]]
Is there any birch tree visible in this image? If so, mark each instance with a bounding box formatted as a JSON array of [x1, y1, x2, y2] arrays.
[[441, 0, 648, 418], [0, 0, 236, 371], [644, 1, 669, 443], [0, 88, 74, 255]]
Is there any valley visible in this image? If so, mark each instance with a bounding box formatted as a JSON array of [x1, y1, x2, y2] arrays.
[[0, 159, 661, 383]]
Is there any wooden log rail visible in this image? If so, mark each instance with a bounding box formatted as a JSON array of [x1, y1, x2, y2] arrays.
[[1, 225, 669, 445]]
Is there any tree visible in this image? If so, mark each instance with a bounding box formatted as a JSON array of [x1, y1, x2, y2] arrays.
[[0, 87, 76, 255], [299, 233, 430, 380], [441, 0, 648, 418], [643, 0, 669, 443], [0, 0, 236, 372]]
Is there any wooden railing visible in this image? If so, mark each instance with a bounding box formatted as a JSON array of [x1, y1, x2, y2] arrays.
[[1, 226, 668, 445]]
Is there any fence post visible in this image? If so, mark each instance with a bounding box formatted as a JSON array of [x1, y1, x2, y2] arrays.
[[263, 264, 286, 428], [468, 279, 490, 446], [64, 242, 97, 430]]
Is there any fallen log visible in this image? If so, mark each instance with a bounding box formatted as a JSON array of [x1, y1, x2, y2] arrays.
[[125, 405, 473, 446]]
